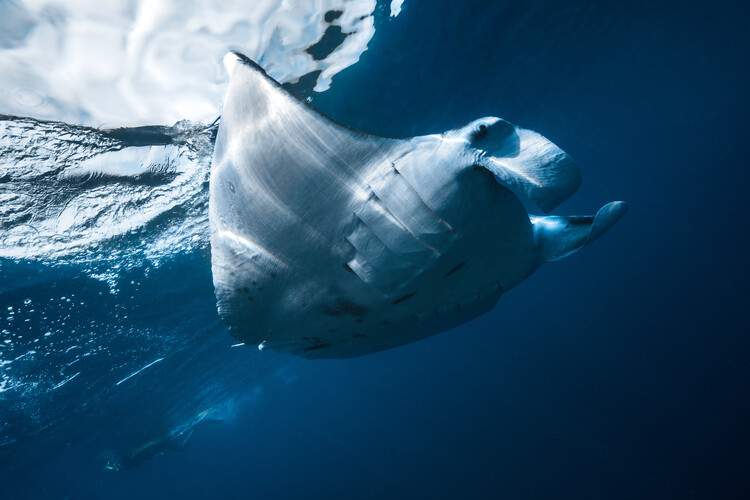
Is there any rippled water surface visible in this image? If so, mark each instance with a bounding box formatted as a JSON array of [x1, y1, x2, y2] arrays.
[[1, 0, 388, 487]]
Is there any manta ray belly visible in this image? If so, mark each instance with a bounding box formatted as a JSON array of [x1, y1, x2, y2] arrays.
[[211, 143, 534, 357]]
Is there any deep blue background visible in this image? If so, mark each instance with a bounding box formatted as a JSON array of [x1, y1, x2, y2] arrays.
[[7, 0, 750, 498]]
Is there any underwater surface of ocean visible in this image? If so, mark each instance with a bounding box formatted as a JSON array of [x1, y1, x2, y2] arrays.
[[1, 0, 748, 498]]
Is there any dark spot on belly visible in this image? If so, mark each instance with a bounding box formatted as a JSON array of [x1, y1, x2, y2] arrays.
[[355, 319, 363, 323], [391, 292, 416, 305], [305, 343, 330, 352], [329, 329, 338, 333], [242, 287, 249, 293], [352, 333, 365, 338], [270, 272, 277, 278], [247, 297, 254, 302], [443, 261, 466, 278], [321, 298, 368, 317]]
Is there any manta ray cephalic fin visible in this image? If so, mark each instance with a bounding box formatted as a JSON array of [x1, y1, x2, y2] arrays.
[[530, 201, 628, 262], [468, 118, 582, 213]]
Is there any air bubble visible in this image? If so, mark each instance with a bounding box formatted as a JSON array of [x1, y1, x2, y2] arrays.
[[13, 88, 44, 108]]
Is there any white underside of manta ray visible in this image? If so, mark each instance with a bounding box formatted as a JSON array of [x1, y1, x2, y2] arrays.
[[209, 52, 627, 359]]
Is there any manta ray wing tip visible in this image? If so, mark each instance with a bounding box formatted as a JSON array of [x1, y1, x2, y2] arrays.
[[223, 51, 266, 77]]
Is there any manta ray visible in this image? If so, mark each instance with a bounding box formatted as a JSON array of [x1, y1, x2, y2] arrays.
[[209, 52, 627, 358]]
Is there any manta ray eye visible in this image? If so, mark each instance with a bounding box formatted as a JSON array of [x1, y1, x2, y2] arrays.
[[476, 124, 488, 138]]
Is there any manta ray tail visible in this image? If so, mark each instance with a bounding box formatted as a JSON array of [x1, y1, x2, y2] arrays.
[[530, 201, 628, 262]]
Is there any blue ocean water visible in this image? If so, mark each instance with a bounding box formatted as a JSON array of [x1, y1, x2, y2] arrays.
[[1, 1, 748, 498]]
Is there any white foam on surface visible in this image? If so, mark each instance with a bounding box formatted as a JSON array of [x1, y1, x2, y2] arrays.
[[390, 0, 404, 17], [0, 0, 380, 126]]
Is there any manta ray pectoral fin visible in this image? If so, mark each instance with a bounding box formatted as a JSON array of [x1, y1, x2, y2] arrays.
[[467, 118, 582, 213], [530, 201, 628, 262], [218, 51, 375, 147]]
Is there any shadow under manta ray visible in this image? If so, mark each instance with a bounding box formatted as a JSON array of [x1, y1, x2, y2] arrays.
[[209, 52, 627, 359]]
